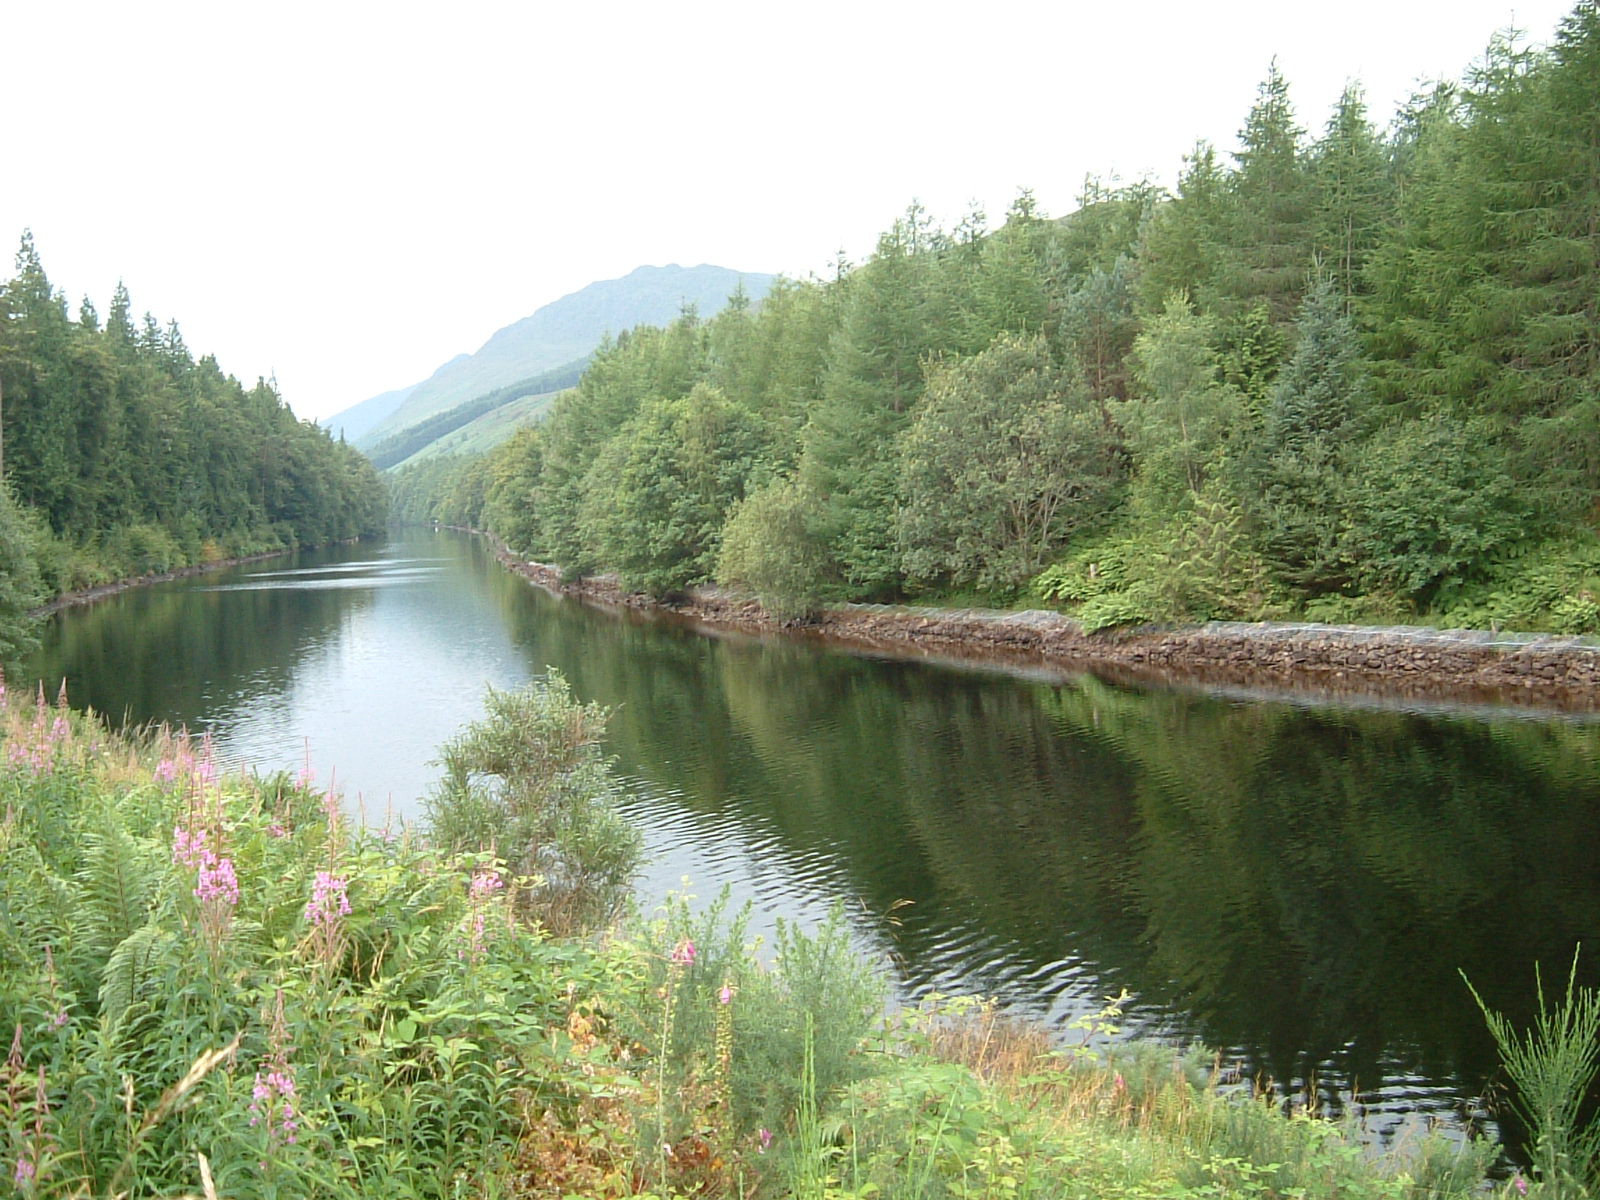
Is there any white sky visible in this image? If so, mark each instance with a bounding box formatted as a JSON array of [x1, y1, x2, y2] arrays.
[[4, 0, 1578, 423]]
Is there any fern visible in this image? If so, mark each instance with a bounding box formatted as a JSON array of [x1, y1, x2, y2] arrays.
[[73, 802, 159, 972], [98, 924, 177, 1047]]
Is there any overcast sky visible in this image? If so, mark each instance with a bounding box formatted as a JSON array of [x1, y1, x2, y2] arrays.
[[4, 1, 1579, 423]]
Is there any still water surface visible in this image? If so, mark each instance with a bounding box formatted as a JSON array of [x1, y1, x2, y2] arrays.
[[26, 529, 1600, 1145]]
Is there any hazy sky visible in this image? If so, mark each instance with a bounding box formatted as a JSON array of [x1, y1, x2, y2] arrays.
[[4, 1, 1579, 422]]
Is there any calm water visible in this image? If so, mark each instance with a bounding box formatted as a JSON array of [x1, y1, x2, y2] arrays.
[[25, 529, 1600, 1146]]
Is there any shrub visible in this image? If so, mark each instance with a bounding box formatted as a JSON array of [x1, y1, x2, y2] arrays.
[[425, 671, 642, 934]]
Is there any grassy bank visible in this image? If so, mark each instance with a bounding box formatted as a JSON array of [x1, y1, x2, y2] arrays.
[[0, 677, 1583, 1198]]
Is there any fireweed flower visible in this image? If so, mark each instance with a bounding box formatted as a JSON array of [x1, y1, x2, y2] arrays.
[[195, 857, 239, 907], [250, 993, 301, 1158], [460, 867, 505, 963], [249, 1068, 299, 1147], [670, 938, 696, 966], [304, 871, 351, 972], [172, 826, 210, 869], [304, 872, 351, 926], [469, 868, 503, 902]]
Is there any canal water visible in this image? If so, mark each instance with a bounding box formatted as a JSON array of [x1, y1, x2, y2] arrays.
[[25, 528, 1600, 1147]]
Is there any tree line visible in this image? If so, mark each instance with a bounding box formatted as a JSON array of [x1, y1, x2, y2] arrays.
[[0, 234, 386, 664], [394, 2, 1600, 632]]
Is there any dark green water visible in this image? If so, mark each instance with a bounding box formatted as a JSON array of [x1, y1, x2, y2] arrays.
[[25, 529, 1600, 1146]]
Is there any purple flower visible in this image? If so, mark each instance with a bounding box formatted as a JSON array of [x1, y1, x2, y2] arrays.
[[758, 1128, 772, 1154], [172, 826, 209, 869], [670, 938, 696, 966], [196, 857, 239, 907], [304, 872, 351, 926], [249, 1064, 300, 1147], [13, 1157, 34, 1186], [719, 982, 733, 1005], [469, 869, 503, 901], [1513, 1175, 1529, 1196]]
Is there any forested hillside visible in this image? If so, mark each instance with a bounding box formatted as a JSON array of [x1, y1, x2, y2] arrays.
[[395, 3, 1600, 633], [0, 235, 386, 662], [353, 264, 776, 454]]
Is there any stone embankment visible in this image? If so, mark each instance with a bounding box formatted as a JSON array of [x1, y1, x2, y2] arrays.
[[492, 542, 1600, 711]]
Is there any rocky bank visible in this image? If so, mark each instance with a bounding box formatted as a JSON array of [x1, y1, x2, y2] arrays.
[[491, 542, 1600, 712]]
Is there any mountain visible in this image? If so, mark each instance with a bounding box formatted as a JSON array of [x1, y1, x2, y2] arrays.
[[346, 263, 775, 454], [321, 382, 417, 443]]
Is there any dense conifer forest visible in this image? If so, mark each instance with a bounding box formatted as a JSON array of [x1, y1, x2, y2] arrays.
[[394, 3, 1600, 633], [0, 234, 386, 663]]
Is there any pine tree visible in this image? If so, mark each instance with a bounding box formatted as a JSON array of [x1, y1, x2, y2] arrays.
[[1247, 278, 1373, 593], [1212, 62, 1317, 324], [1135, 141, 1228, 317], [1308, 84, 1393, 315], [800, 209, 944, 596]]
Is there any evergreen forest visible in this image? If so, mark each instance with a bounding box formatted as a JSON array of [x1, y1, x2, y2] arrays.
[[0, 234, 386, 664], [393, 3, 1600, 634]]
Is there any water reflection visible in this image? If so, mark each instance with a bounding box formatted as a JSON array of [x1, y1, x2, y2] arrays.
[[25, 530, 1600, 1143]]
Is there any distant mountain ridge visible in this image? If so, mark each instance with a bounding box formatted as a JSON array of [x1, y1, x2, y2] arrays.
[[340, 264, 775, 454]]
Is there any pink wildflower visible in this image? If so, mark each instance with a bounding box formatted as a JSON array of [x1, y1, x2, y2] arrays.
[[758, 1128, 772, 1154], [250, 991, 301, 1153], [719, 982, 734, 1005], [670, 938, 696, 966], [13, 1157, 34, 1186], [249, 1066, 300, 1147], [460, 868, 504, 963], [196, 857, 239, 907], [304, 872, 351, 926], [172, 826, 210, 869]]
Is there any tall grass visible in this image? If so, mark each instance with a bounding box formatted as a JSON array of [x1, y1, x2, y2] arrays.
[[1466, 951, 1600, 1197]]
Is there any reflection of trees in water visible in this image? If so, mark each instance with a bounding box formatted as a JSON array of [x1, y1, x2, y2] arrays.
[[502, 592, 1150, 980], [27, 561, 367, 732], [1044, 679, 1600, 1106], [498, 581, 1600, 1109]]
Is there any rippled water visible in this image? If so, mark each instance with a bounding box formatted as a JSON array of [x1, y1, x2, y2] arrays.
[[26, 529, 1600, 1149]]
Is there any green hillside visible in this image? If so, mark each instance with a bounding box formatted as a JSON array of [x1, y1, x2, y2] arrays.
[[350, 264, 774, 453], [389, 388, 566, 469], [366, 357, 588, 470]]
